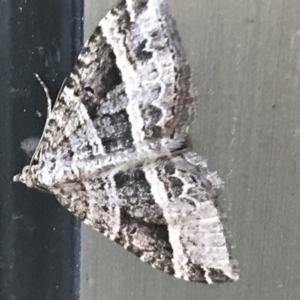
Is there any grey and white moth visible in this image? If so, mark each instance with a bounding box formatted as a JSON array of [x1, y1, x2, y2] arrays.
[[14, 0, 239, 283]]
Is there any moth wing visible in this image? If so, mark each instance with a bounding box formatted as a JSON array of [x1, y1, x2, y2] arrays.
[[144, 152, 239, 283], [51, 152, 238, 283], [33, 0, 194, 186], [51, 167, 176, 276]]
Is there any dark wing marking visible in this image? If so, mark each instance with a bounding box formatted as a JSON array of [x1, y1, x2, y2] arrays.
[[31, 0, 194, 187], [51, 152, 238, 283]]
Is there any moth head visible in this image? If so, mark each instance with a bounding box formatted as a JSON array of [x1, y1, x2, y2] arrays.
[[13, 165, 36, 188]]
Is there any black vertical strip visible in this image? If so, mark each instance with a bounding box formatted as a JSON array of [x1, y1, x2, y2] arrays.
[[0, 1, 83, 299]]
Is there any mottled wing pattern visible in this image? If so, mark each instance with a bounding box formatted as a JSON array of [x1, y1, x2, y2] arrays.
[[144, 152, 238, 282], [51, 152, 238, 283], [34, 0, 193, 187], [14, 0, 239, 284]]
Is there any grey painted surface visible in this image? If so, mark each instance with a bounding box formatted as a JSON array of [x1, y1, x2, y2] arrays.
[[80, 1, 300, 299]]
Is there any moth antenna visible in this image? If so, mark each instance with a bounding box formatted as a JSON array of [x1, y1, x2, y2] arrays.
[[30, 75, 67, 167], [34, 73, 52, 119], [29, 74, 53, 166]]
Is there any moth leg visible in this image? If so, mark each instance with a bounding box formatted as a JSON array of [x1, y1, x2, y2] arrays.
[[55, 77, 67, 102]]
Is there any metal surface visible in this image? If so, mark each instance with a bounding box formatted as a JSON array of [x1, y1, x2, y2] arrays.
[[0, 1, 83, 299], [80, 0, 300, 300]]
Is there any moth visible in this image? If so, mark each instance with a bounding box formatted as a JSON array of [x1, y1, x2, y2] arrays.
[[14, 0, 238, 283]]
